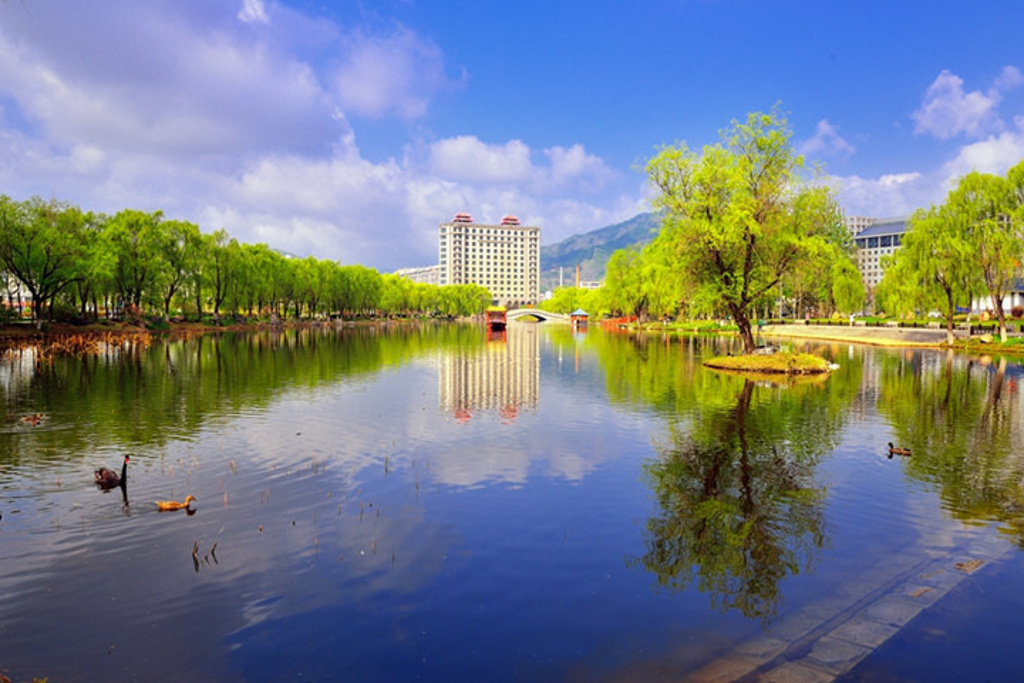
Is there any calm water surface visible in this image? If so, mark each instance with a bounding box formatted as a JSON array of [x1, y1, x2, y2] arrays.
[[2, 324, 1023, 681]]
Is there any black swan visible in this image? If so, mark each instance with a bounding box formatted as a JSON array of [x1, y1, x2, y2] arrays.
[[95, 455, 130, 489]]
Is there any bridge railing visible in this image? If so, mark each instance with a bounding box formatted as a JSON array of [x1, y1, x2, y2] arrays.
[[505, 308, 569, 322]]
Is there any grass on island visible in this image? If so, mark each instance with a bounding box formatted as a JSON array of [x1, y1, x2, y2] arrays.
[[702, 351, 832, 375]]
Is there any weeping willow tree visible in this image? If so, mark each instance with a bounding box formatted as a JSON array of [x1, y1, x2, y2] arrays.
[[645, 108, 845, 353], [876, 205, 979, 345]]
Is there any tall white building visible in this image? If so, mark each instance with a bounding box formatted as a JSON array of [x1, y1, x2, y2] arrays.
[[438, 212, 540, 307], [851, 217, 909, 289]]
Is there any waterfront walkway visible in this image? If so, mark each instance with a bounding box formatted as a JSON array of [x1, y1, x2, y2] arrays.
[[760, 323, 954, 347], [691, 532, 1009, 682]]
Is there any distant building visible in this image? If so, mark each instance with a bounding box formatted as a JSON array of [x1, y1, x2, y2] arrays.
[[851, 216, 909, 290], [394, 265, 441, 285], [438, 212, 540, 307], [844, 215, 876, 237]]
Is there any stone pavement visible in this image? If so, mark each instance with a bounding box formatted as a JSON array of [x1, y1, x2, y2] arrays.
[[760, 324, 955, 347], [688, 535, 1010, 682]]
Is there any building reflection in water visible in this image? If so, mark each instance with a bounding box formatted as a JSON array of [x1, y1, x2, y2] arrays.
[[439, 324, 540, 423]]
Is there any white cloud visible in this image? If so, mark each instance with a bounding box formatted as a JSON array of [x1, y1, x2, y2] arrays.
[[994, 65, 1024, 92], [543, 144, 617, 190], [332, 27, 463, 120], [940, 117, 1024, 181], [912, 67, 1022, 140], [428, 136, 617, 196], [429, 136, 534, 183], [834, 119, 1024, 218], [834, 123, 1024, 218], [832, 171, 933, 217], [237, 0, 269, 25], [799, 119, 856, 158], [0, 4, 337, 158]]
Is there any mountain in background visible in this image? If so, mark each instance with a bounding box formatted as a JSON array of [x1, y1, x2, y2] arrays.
[[540, 212, 660, 291]]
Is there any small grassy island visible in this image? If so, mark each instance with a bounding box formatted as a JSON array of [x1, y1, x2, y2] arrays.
[[702, 351, 833, 375]]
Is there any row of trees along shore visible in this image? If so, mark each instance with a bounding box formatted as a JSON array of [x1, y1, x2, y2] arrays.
[[544, 109, 1024, 354], [876, 160, 1024, 344], [0, 197, 491, 325]]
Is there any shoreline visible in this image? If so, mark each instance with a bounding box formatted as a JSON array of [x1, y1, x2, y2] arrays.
[[0, 319, 1014, 354], [758, 323, 953, 348], [0, 318, 411, 347]]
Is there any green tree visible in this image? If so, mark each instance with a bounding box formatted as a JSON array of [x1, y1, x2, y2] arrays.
[[783, 220, 860, 320], [103, 209, 165, 311], [71, 213, 111, 320], [880, 205, 977, 344], [0, 196, 88, 321], [645, 109, 842, 352], [640, 235, 689, 319], [829, 256, 866, 316], [154, 219, 203, 319], [349, 265, 384, 316], [544, 285, 585, 315], [603, 246, 648, 318], [205, 230, 234, 319], [948, 171, 1023, 342], [437, 283, 489, 318], [380, 273, 415, 317]]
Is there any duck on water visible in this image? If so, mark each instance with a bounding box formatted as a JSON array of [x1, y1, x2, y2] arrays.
[[887, 442, 911, 458], [156, 495, 196, 512]]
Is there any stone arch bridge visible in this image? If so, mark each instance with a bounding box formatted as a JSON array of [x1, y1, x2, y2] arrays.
[[506, 308, 569, 323]]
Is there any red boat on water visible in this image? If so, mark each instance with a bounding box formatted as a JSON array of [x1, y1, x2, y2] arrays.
[[486, 306, 507, 331]]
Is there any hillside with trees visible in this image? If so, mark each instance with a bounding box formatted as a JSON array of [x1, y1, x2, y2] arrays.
[[540, 212, 660, 291]]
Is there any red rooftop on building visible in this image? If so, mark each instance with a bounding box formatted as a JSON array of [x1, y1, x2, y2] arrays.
[[453, 212, 473, 223], [500, 215, 521, 226]]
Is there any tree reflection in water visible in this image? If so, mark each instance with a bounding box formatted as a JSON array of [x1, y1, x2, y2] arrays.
[[634, 378, 829, 623], [881, 350, 1024, 546]]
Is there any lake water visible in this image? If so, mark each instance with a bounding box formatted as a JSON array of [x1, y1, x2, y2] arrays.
[[2, 324, 1023, 682]]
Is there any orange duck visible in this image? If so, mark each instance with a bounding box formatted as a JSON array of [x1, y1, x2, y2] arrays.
[[156, 495, 196, 511]]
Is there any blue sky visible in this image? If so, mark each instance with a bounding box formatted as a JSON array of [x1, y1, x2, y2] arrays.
[[1, 1, 1023, 271]]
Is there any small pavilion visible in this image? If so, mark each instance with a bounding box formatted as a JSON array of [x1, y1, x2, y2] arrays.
[[570, 309, 589, 329]]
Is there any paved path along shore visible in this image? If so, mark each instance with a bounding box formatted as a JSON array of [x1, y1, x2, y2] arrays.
[[760, 323, 956, 347], [690, 533, 1009, 682]]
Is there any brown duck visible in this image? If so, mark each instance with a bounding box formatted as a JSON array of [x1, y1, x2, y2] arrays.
[[155, 495, 196, 511], [887, 442, 911, 458]]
